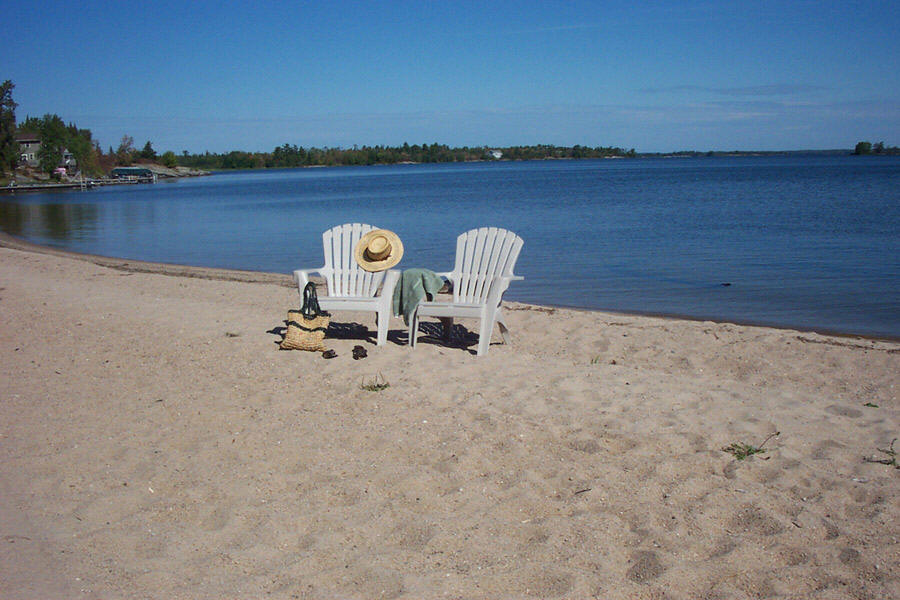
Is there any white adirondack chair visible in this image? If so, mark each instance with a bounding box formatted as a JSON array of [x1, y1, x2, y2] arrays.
[[294, 223, 400, 346], [409, 227, 524, 356]]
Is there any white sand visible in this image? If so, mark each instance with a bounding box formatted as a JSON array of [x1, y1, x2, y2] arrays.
[[1, 242, 897, 599]]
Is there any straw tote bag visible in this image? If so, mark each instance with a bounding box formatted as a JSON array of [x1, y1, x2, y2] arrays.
[[280, 282, 331, 351]]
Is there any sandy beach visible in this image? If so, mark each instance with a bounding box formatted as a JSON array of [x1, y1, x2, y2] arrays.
[[1, 239, 897, 599]]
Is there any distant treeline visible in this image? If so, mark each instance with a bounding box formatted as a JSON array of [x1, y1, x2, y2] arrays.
[[640, 149, 858, 158], [176, 143, 637, 170], [853, 141, 900, 155]]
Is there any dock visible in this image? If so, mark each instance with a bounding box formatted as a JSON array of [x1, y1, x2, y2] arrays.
[[1, 177, 152, 194]]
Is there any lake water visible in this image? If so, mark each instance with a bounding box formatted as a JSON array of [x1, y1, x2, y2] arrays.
[[2, 156, 899, 339]]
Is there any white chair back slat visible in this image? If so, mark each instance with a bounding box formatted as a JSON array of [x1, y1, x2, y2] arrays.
[[364, 268, 381, 296], [353, 224, 365, 294], [332, 225, 344, 294], [340, 224, 353, 295], [456, 229, 475, 303], [472, 227, 499, 301], [351, 223, 381, 296], [322, 228, 336, 293], [452, 231, 469, 302], [486, 232, 519, 300], [468, 227, 489, 301], [464, 230, 482, 301]]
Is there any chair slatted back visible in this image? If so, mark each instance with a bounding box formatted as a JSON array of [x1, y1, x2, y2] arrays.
[[322, 223, 385, 297], [451, 227, 523, 303]]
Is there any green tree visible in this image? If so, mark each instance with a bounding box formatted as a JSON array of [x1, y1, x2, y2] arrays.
[[140, 140, 156, 159], [36, 114, 67, 174], [65, 123, 101, 175], [116, 135, 136, 165], [0, 80, 18, 173], [161, 150, 177, 168], [854, 141, 872, 155]]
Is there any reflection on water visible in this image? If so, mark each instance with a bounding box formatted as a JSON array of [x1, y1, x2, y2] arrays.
[[0, 200, 99, 241]]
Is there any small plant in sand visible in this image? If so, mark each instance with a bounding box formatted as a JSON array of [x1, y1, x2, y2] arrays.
[[722, 431, 780, 460], [360, 373, 390, 392], [864, 438, 899, 469]]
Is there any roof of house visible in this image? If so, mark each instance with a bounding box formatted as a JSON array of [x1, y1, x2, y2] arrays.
[[14, 131, 41, 142]]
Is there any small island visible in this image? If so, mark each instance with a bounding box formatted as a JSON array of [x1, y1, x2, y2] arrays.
[[853, 140, 900, 155]]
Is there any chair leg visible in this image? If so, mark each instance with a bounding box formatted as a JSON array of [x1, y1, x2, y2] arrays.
[[409, 310, 418, 348], [497, 320, 511, 345], [496, 309, 512, 345], [439, 317, 454, 341], [476, 309, 498, 357], [476, 324, 492, 356], [375, 309, 389, 346]]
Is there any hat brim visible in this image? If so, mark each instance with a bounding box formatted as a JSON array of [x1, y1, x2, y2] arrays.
[[354, 229, 404, 272]]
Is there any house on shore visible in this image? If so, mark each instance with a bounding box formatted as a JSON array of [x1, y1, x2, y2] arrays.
[[14, 131, 78, 172], [15, 132, 41, 167]]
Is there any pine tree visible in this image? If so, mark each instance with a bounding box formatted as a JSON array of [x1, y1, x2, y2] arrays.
[[0, 80, 18, 174]]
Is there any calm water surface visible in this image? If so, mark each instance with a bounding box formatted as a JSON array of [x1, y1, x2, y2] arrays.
[[2, 156, 899, 338]]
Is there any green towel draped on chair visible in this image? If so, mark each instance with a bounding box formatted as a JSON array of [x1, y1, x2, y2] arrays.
[[392, 268, 445, 325]]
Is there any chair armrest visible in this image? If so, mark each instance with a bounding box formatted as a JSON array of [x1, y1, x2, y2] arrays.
[[486, 274, 520, 307], [380, 269, 401, 297], [425, 271, 453, 296], [292, 267, 328, 292]]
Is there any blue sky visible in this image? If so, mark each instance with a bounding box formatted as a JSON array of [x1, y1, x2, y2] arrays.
[[5, 1, 899, 153]]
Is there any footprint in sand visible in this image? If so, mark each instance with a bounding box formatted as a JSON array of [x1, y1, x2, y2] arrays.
[[708, 538, 737, 559], [134, 534, 168, 560], [811, 439, 845, 460], [728, 504, 783, 536], [349, 567, 404, 600], [838, 546, 861, 566], [626, 550, 666, 583], [777, 545, 810, 566], [390, 522, 435, 551], [521, 568, 574, 597], [568, 439, 601, 454], [823, 518, 840, 540], [825, 404, 863, 418]]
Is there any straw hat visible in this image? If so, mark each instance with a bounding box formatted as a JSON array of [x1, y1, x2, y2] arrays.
[[354, 229, 404, 272]]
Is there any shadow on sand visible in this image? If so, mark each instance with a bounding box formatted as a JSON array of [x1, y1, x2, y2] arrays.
[[268, 319, 481, 354]]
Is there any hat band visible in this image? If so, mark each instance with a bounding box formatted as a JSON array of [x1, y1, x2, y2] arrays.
[[364, 245, 391, 262]]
